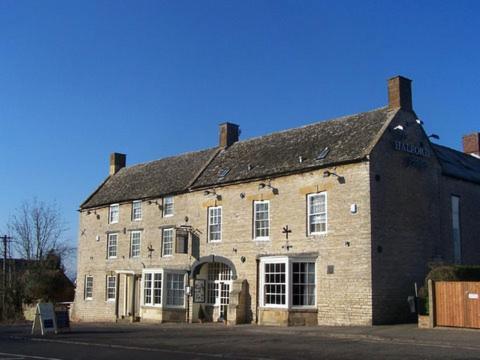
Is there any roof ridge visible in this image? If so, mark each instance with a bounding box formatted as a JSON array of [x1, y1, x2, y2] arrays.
[[119, 146, 218, 172], [230, 106, 389, 147], [432, 143, 480, 162]]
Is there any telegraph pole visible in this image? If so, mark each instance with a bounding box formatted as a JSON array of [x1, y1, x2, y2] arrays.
[[1, 235, 13, 321]]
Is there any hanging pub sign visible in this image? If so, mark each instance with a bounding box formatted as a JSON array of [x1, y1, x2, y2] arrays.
[[193, 279, 206, 303], [31, 303, 58, 335]]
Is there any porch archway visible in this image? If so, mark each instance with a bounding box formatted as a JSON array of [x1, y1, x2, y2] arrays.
[[190, 255, 237, 280]]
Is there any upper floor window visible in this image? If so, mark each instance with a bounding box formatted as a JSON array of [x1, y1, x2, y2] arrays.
[[109, 204, 119, 224], [254, 200, 270, 240], [130, 230, 141, 258], [107, 233, 118, 259], [208, 206, 222, 242], [163, 196, 174, 217], [106, 275, 116, 301], [307, 193, 327, 235], [162, 228, 174, 257], [85, 275, 93, 300], [132, 200, 142, 221], [451, 195, 462, 264]]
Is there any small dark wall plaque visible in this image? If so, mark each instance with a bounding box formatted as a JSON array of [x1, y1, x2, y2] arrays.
[[327, 265, 334, 274]]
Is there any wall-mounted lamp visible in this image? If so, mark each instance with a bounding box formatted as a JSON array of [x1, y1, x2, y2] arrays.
[[258, 181, 279, 195], [204, 189, 221, 200], [239, 192, 246, 199], [428, 134, 440, 140], [323, 170, 346, 184], [232, 248, 237, 253]]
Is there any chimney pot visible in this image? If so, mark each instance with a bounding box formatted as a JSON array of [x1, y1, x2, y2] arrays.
[[388, 76, 413, 111], [219, 122, 240, 148], [462, 133, 480, 157], [110, 153, 126, 175]]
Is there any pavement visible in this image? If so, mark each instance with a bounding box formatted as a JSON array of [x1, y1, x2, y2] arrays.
[[0, 322, 479, 359]]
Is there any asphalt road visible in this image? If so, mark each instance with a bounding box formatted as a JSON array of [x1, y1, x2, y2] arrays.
[[1, 322, 479, 359]]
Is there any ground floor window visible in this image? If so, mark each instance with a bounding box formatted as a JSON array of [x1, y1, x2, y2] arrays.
[[141, 269, 186, 308], [260, 256, 316, 309], [85, 276, 93, 300], [143, 271, 162, 306], [166, 273, 185, 307], [106, 275, 116, 301]]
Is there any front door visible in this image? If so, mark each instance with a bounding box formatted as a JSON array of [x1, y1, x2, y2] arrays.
[[207, 263, 232, 321]]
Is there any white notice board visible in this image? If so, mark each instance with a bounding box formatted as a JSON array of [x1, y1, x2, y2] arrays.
[[31, 302, 57, 335]]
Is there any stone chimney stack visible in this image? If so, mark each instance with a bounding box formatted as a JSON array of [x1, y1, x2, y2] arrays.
[[462, 132, 480, 158], [388, 76, 413, 111], [219, 122, 240, 148], [110, 153, 126, 175]]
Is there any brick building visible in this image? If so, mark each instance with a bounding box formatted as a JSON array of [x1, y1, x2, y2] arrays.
[[72, 76, 480, 326]]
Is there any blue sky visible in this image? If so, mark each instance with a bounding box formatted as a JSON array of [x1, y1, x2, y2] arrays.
[[1, 1, 479, 275]]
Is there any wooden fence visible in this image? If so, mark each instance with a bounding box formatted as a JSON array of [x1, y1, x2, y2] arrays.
[[434, 281, 480, 329]]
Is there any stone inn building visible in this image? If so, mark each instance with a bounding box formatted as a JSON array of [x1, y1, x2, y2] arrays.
[[73, 76, 480, 326]]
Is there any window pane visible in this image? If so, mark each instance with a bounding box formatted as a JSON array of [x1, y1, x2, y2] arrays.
[[131, 231, 141, 257], [163, 228, 174, 256], [292, 262, 315, 306], [85, 276, 93, 299], [166, 273, 185, 306], [153, 273, 162, 305], [107, 276, 116, 300], [109, 204, 119, 223], [143, 273, 152, 305], [132, 201, 142, 220], [308, 194, 327, 234], [208, 207, 222, 241], [263, 262, 286, 306], [107, 234, 117, 258], [254, 201, 270, 239], [163, 196, 174, 216]]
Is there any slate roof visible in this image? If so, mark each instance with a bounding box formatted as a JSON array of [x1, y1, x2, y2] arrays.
[[81, 107, 398, 209], [81, 148, 219, 209], [192, 107, 395, 188], [432, 144, 480, 185]]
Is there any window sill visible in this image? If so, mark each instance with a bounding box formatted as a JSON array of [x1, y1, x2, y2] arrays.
[[163, 214, 174, 218], [208, 240, 222, 243], [142, 305, 162, 308], [254, 237, 270, 242]]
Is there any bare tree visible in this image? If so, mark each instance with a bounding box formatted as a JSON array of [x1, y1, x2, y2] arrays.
[[8, 199, 69, 260]]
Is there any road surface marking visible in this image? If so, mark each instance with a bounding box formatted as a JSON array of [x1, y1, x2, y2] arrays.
[[0, 352, 62, 360]]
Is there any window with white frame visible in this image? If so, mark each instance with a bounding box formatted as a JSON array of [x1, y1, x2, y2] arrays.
[[107, 233, 118, 258], [106, 275, 116, 301], [162, 228, 174, 256], [85, 276, 93, 300], [254, 200, 270, 240], [130, 231, 141, 258], [292, 262, 315, 306], [143, 271, 162, 306], [132, 200, 142, 221], [208, 206, 222, 242], [163, 196, 174, 217], [260, 257, 316, 309], [264, 262, 286, 306], [109, 204, 119, 224], [307, 193, 327, 235], [166, 272, 185, 306]]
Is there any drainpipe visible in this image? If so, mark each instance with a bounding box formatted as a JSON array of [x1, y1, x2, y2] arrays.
[[255, 258, 259, 324]]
